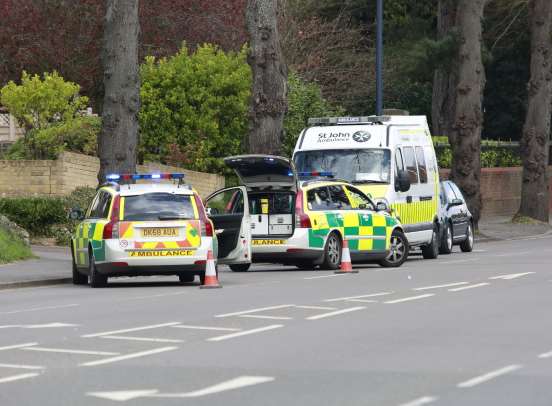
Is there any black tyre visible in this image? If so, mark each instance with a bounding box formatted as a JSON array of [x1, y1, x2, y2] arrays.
[[439, 222, 453, 255], [71, 246, 87, 285], [421, 226, 439, 259], [460, 222, 474, 252], [379, 229, 409, 268], [178, 274, 195, 283], [294, 261, 314, 270], [229, 263, 251, 272], [321, 232, 342, 270], [88, 251, 107, 288]]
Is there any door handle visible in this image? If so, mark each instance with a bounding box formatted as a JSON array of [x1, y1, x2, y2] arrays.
[[406, 196, 413, 203]]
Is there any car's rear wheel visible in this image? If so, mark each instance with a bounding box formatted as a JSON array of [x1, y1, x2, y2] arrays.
[[178, 274, 195, 283], [72, 249, 87, 285], [321, 232, 341, 270], [421, 226, 439, 259], [460, 222, 474, 252], [229, 264, 250, 272], [379, 230, 409, 268], [439, 222, 453, 254], [88, 251, 107, 288]]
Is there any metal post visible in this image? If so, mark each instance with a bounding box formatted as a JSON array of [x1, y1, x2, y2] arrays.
[[375, 0, 384, 116]]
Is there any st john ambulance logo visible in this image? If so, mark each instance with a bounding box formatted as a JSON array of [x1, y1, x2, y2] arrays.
[[352, 131, 371, 143]]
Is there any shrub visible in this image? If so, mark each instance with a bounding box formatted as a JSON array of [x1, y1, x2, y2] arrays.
[[0, 197, 66, 236], [0, 227, 33, 264]]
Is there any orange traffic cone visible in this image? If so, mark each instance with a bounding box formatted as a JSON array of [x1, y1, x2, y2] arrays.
[[335, 239, 358, 274], [200, 250, 222, 289]]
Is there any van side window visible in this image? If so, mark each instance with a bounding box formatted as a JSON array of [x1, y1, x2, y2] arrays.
[[395, 149, 404, 175], [307, 187, 332, 211], [328, 185, 352, 210], [402, 147, 419, 184], [415, 146, 428, 183]]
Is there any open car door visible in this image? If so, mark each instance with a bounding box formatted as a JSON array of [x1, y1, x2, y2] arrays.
[[205, 186, 252, 265]]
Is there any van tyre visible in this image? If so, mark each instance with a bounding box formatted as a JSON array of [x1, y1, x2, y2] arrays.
[[88, 252, 107, 288], [178, 274, 195, 283], [439, 222, 453, 255], [322, 232, 342, 270], [460, 223, 474, 252], [72, 250, 87, 285], [379, 229, 409, 268], [421, 226, 439, 259], [229, 264, 250, 272]]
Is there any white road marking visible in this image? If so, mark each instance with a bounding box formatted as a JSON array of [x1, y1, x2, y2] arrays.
[[414, 282, 468, 291], [384, 294, 434, 304], [538, 350, 552, 359], [0, 304, 79, 315], [472, 249, 486, 253], [23, 347, 119, 356], [489, 272, 535, 280], [87, 376, 275, 401], [457, 364, 522, 388], [495, 251, 531, 257], [215, 305, 295, 318], [294, 305, 337, 310], [0, 323, 78, 329], [171, 325, 241, 332], [449, 283, 490, 292], [398, 396, 438, 406], [240, 315, 292, 320], [439, 258, 479, 265], [0, 343, 38, 351], [80, 346, 178, 367], [0, 372, 40, 384], [208, 325, 284, 342], [304, 274, 348, 280], [324, 292, 392, 302], [82, 322, 181, 338], [346, 299, 378, 303], [306, 306, 366, 320], [101, 335, 184, 343], [0, 363, 45, 370]]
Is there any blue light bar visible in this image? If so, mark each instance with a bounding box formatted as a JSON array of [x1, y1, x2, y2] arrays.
[[297, 171, 334, 178], [106, 174, 120, 181], [105, 173, 186, 182]]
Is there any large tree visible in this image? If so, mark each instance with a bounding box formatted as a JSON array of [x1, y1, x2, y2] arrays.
[[518, 0, 552, 222], [433, 0, 488, 226], [98, 0, 140, 181], [246, 0, 288, 154]]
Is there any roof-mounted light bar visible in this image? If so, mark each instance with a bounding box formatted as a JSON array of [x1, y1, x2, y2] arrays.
[[297, 171, 334, 178], [307, 116, 391, 126], [106, 173, 185, 182]]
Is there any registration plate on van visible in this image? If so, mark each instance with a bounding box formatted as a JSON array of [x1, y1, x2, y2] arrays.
[[142, 228, 178, 238], [252, 239, 285, 246]]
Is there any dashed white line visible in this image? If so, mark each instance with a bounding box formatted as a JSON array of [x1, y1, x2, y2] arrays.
[[0, 363, 45, 370], [82, 322, 181, 338], [0, 304, 79, 315], [0, 343, 38, 351], [384, 294, 434, 304], [324, 292, 392, 302], [495, 251, 531, 257], [153, 376, 275, 398], [23, 347, 119, 356], [208, 325, 284, 342], [0, 372, 40, 384], [346, 299, 378, 303], [80, 346, 178, 367], [414, 282, 468, 291], [306, 306, 366, 320], [240, 315, 292, 320], [449, 283, 490, 292], [171, 325, 241, 332], [215, 305, 295, 318], [489, 272, 535, 280], [304, 274, 348, 280], [294, 305, 337, 311], [457, 364, 522, 388], [538, 350, 552, 359], [439, 258, 479, 265], [101, 335, 184, 343], [398, 396, 438, 406]]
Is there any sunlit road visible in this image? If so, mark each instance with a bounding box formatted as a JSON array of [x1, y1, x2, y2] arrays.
[[0, 234, 551, 406]]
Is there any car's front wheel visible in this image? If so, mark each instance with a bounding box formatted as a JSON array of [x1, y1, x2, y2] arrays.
[[88, 252, 107, 288], [421, 226, 439, 259], [379, 230, 409, 268], [439, 222, 453, 255], [321, 232, 342, 270], [460, 222, 474, 252], [229, 264, 251, 272]]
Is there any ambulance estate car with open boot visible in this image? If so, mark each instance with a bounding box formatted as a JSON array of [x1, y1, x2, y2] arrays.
[[70, 173, 246, 288], [205, 155, 408, 271], [293, 115, 441, 259]]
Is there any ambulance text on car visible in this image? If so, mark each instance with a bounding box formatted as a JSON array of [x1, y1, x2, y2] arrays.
[[293, 115, 442, 259]]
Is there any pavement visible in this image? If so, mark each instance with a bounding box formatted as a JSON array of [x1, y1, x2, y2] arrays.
[[478, 216, 552, 241], [0, 232, 551, 405]]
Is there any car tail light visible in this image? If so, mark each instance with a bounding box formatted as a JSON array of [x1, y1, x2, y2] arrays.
[[103, 195, 121, 239], [194, 194, 213, 237], [295, 190, 311, 228]]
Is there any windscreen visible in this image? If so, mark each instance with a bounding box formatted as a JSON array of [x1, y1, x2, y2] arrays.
[[294, 149, 391, 184], [123, 193, 195, 221]]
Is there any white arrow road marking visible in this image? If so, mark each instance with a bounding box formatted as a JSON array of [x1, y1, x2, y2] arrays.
[[240, 315, 292, 320], [449, 283, 490, 292], [0, 323, 78, 329], [0, 343, 38, 351], [306, 306, 366, 320], [457, 365, 523, 388], [398, 396, 438, 406], [208, 325, 284, 342], [0, 372, 40, 384], [384, 294, 435, 304], [22, 347, 119, 356], [101, 335, 184, 343], [82, 322, 181, 338], [324, 292, 393, 302], [489, 272, 535, 280], [171, 325, 241, 332], [0, 304, 79, 315], [215, 304, 295, 318], [0, 363, 45, 370], [87, 376, 275, 401], [80, 346, 178, 367], [414, 282, 468, 291], [538, 350, 552, 359]]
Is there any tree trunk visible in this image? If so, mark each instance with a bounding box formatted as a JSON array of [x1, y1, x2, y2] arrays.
[[518, 0, 552, 222], [434, 0, 488, 226], [98, 0, 140, 182], [245, 0, 287, 155]]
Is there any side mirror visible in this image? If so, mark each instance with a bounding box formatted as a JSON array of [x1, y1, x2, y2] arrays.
[[358, 203, 367, 210], [376, 201, 389, 212], [448, 198, 463, 208], [206, 207, 219, 216], [395, 170, 411, 192], [69, 208, 85, 221]]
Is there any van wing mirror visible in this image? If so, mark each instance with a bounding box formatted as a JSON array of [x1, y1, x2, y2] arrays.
[[69, 208, 85, 221], [448, 198, 463, 208], [375, 201, 389, 212], [395, 170, 411, 192]]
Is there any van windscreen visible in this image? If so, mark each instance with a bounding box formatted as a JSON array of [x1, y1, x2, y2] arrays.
[[294, 149, 391, 184]]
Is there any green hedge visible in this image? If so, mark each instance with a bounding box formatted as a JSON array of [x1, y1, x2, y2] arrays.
[[433, 137, 521, 168]]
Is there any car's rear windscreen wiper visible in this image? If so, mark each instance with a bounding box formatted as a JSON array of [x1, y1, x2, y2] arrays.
[[158, 214, 193, 220]]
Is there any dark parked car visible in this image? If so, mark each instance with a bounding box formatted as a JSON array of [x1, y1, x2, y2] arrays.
[[438, 180, 474, 254]]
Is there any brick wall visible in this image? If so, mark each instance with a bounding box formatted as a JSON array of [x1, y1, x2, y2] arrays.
[[0, 152, 225, 198], [440, 167, 552, 218]]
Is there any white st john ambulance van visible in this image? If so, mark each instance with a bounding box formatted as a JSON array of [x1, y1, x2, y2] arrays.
[[292, 115, 441, 259]]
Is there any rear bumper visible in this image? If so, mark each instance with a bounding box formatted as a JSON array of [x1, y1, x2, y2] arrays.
[[96, 263, 206, 276], [251, 228, 324, 264]]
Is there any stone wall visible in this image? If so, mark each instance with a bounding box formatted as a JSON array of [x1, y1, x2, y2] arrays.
[[0, 152, 225, 198]]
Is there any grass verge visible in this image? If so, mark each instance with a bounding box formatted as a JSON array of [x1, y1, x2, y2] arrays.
[[0, 227, 33, 264]]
